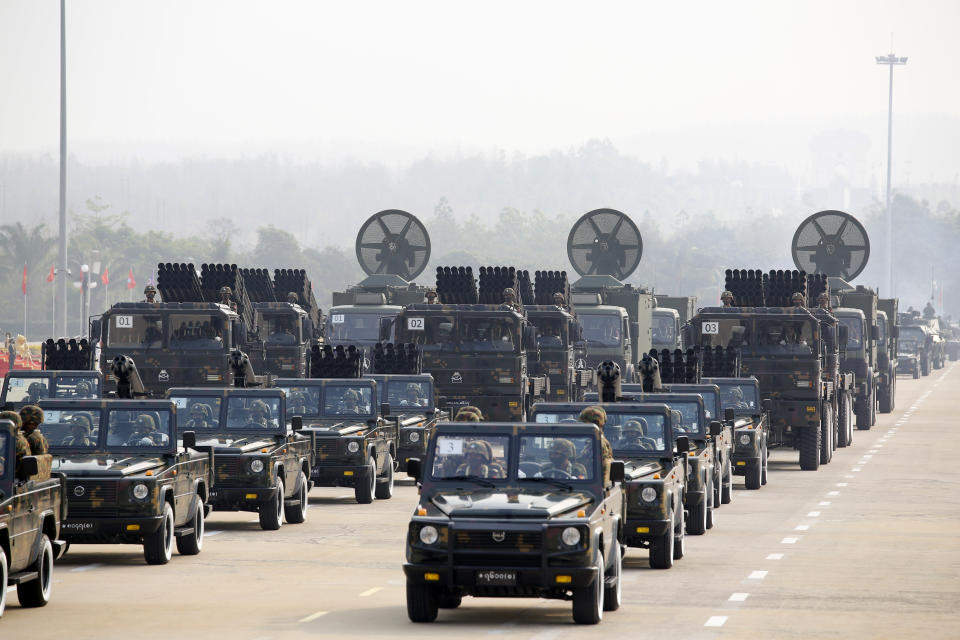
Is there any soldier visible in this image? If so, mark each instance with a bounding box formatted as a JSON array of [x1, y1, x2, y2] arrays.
[[1, 410, 31, 476], [816, 292, 831, 311], [578, 405, 613, 482], [142, 284, 158, 303], [185, 403, 214, 430], [26, 381, 45, 404], [721, 290, 735, 307], [402, 383, 427, 407], [552, 292, 569, 311], [219, 286, 233, 306], [723, 386, 750, 410], [620, 418, 655, 450], [63, 414, 96, 447], [455, 440, 493, 477], [75, 380, 93, 398], [539, 438, 588, 478], [245, 400, 272, 427], [791, 292, 806, 308], [127, 414, 165, 446], [923, 301, 936, 320], [502, 288, 521, 312], [339, 390, 364, 415], [288, 392, 309, 415], [19, 405, 48, 455], [287, 292, 299, 305], [454, 406, 483, 422], [424, 289, 438, 304]]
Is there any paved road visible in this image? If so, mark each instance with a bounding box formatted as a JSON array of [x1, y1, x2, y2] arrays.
[[5, 365, 958, 638]]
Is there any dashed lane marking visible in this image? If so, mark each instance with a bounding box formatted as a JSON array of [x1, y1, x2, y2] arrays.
[[766, 553, 784, 560], [837, 483, 848, 487], [807, 511, 821, 517], [704, 616, 727, 627], [794, 525, 810, 531], [69, 563, 103, 573], [748, 570, 767, 580], [359, 587, 383, 597], [828, 491, 840, 496], [819, 501, 831, 506], [781, 537, 799, 544], [729, 592, 750, 602], [298, 611, 328, 623]]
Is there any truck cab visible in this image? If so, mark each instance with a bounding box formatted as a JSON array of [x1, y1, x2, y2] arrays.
[[652, 308, 682, 352], [524, 305, 591, 401], [249, 302, 312, 377]]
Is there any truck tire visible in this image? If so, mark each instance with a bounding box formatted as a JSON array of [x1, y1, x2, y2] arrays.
[[436, 591, 462, 609], [712, 468, 721, 509], [673, 508, 685, 559], [837, 394, 852, 447], [285, 471, 309, 524], [819, 405, 833, 465], [175, 501, 204, 555], [259, 477, 284, 530], [144, 502, 175, 565], [17, 534, 53, 608], [879, 384, 893, 413], [687, 497, 707, 535], [706, 491, 715, 530], [374, 452, 395, 500], [921, 357, 930, 376], [572, 551, 604, 624], [355, 458, 377, 504], [603, 538, 621, 612], [799, 425, 820, 471], [721, 458, 733, 504], [406, 583, 438, 623], [856, 400, 871, 431], [913, 366, 920, 379], [745, 458, 762, 490], [649, 516, 675, 569]]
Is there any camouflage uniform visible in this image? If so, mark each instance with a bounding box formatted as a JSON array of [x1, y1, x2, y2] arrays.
[[403, 383, 425, 407], [816, 292, 831, 311], [552, 292, 569, 311], [621, 418, 656, 450], [791, 292, 805, 308], [539, 438, 588, 478], [63, 414, 96, 447], [502, 288, 522, 313], [721, 290, 735, 307], [578, 405, 613, 483], [142, 284, 158, 303], [424, 289, 438, 304], [185, 404, 213, 430], [128, 414, 163, 445], [19, 405, 48, 455], [1, 410, 31, 474], [246, 400, 271, 427], [455, 440, 493, 477], [288, 392, 309, 415], [340, 390, 363, 415]]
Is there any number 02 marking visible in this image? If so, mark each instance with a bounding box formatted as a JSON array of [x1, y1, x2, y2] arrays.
[[407, 317, 425, 330]]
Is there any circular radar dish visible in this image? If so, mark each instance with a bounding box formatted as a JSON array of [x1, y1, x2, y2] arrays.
[[355, 209, 431, 280], [791, 210, 870, 280], [567, 208, 643, 279]]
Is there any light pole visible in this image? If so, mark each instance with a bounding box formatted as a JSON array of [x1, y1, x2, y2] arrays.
[[56, 0, 68, 337], [875, 50, 907, 297]]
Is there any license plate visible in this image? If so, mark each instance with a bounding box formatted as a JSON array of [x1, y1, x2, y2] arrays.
[[476, 570, 517, 586], [61, 521, 97, 532]]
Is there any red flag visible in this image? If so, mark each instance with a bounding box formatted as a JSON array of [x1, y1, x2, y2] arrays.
[[21, 264, 27, 295], [46, 265, 55, 283], [126, 268, 136, 290], [101, 267, 110, 285]]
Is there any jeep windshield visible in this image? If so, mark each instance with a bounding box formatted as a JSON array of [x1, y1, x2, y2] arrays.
[[280, 385, 321, 417], [899, 326, 925, 349], [898, 338, 920, 355], [653, 400, 702, 437], [534, 411, 668, 454], [170, 395, 223, 431], [54, 375, 101, 398], [224, 396, 283, 432], [323, 385, 374, 417], [431, 434, 510, 480], [696, 316, 816, 355], [717, 382, 759, 411], [385, 380, 432, 409], [579, 313, 622, 348], [519, 435, 595, 480], [45, 408, 103, 450], [2, 375, 51, 403], [104, 408, 173, 449], [327, 312, 386, 342], [105, 313, 164, 349]]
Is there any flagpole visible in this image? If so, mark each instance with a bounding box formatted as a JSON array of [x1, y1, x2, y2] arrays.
[[22, 263, 27, 339]]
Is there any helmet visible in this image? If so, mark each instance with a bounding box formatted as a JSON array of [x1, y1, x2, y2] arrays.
[[190, 403, 211, 418], [553, 292, 565, 303], [144, 285, 157, 295], [730, 386, 743, 399], [19, 405, 44, 426], [550, 438, 576, 459], [70, 414, 93, 433], [287, 292, 299, 304], [464, 440, 491, 462], [76, 381, 91, 395], [28, 382, 43, 394], [342, 389, 360, 405], [578, 405, 606, 427], [721, 290, 734, 301], [454, 407, 482, 422], [791, 292, 805, 303], [0, 410, 22, 428], [135, 414, 157, 432], [406, 383, 421, 396], [623, 418, 647, 435], [250, 400, 270, 416], [425, 288, 437, 299], [503, 288, 517, 300], [289, 391, 307, 404], [219, 286, 232, 298]]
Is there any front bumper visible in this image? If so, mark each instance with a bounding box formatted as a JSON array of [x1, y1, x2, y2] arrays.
[[624, 517, 671, 546], [311, 463, 372, 488], [208, 485, 278, 512], [403, 562, 598, 596], [398, 444, 428, 471], [59, 514, 165, 544]]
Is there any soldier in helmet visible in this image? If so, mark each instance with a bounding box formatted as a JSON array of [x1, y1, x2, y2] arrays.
[[127, 414, 166, 446], [424, 289, 438, 304], [923, 301, 936, 320], [402, 383, 427, 407], [245, 400, 272, 427], [185, 403, 214, 430], [142, 284, 158, 303], [19, 405, 48, 455], [578, 405, 613, 481], [454, 406, 483, 422], [816, 292, 831, 311], [287, 292, 299, 305], [63, 413, 96, 447], [26, 381, 46, 404], [288, 392, 309, 416], [620, 418, 656, 450], [721, 290, 735, 307], [539, 438, 588, 478], [502, 288, 521, 313], [75, 380, 93, 398], [552, 292, 569, 311], [791, 292, 806, 308], [1, 410, 31, 476], [455, 440, 494, 477]]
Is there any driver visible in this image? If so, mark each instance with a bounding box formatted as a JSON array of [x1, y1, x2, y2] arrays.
[[620, 418, 655, 450], [63, 414, 96, 447], [127, 414, 165, 446], [288, 391, 309, 415], [245, 400, 272, 427], [185, 403, 213, 429], [455, 441, 493, 477], [75, 381, 93, 398], [402, 383, 426, 407], [340, 389, 365, 415], [26, 382, 45, 404], [723, 386, 750, 410], [539, 439, 587, 479]]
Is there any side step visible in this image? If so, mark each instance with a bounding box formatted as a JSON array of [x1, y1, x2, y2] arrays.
[[173, 526, 194, 538], [7, 570, 39, 585]]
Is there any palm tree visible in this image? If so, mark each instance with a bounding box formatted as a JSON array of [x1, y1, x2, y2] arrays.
[[0, 222, 54, 280]]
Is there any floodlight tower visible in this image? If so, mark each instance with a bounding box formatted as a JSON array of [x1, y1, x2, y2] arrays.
[[875, 50, 907, 296]]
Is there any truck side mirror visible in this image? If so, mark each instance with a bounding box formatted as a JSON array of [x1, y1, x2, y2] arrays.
[[838, 324, 849, 346], [380, 402, 391, 417], [724, 407, 735, 421], [16, 455, 39, 481], [630, 322, 641, 341], [406, 458, 422, 481], [291, 416, 303, 431], [709, 420, 723, 436], [182, 431, 196, 450], [871, 325, 880, 341], [609, 460, 625, 483], [762, 399, 773, 411], [892, 326, 900, 339], [675, 436, 690, 454], [379, 317, 395, 343]]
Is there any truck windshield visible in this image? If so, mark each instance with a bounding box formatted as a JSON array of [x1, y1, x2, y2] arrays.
[[653, 313, 676, 344], [395, 314, 457, 349], [327, 313, 385, 342], [170, 396, 223, 430], [169, 314, 227, 349], [899, 327, 925, 349], [44, 408, 102, 450], [105, 409, 172, 448], [261, 313, 301, 345], [519, 435, 595, 480], [531, 316, 567, 348], [107, 313, 163, 349], [580, 313, 622, 347], [3, 375, 50, 403], [838, 317, 863, 349], [281, 386, 321, 417], [877, 316, 887, 347], [54, 376, 100, 398], [717, 383, 759, 411], [460, 316, 518, 353], [431, 434, 510, 479], [225, 397, 282, 430]]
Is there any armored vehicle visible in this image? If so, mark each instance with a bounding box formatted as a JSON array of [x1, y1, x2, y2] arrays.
[[876, 297, 899, 412], [0, 419, 66, 616], [702, 377, 769, 489], [2, 370, 102, 411], [166, 387, 313, 529], [43, 399, 212, 565], [531, 402, 688, 569], [369, 374, 449, 472], [276, 377, 396, 503], [831, 281, 884, 427], [403, 421, 626, 624]]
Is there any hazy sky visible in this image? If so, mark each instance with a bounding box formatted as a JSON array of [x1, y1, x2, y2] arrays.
[[2, 0, 958, 171]]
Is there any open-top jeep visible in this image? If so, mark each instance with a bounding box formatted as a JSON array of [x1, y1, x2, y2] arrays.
[[43, 399, 212, 565], [403, 421, 625, 624], [276, 378, 396, 503], [167, 387, 313, 530], [530, 402, 688, 569], [703, 377, 769, 489], [0, 419, 66, 616], [2, 370, 102, 411], [369, 374, 449, 472]]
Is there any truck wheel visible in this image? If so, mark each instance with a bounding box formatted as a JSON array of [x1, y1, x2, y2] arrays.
[[687, 497, 707, 535], [706, 492, 715, 530], [721, 458, 733, 504], [603, 538, 621, 612], [176, 501, 204, 555], [761, 444, 768, 485], [355, 458, 377, 504], [673, 508, 685, 559], [837, 395, 851, 447], [819, 405, 833, 465], [259, 477, 284, 531], [374, 452, 395, 500], [144, 502, 175, 565], [17, 534, 53, 608], [572, 551, 604, 624], [712, 469, 721, 509], [406, 582, 438, 623], [799, 425, 820, 471], [745, 459, 762, 490], [650, 516, 675, 568], [921, 358, 930, 376], [0, 547, 7, 617], [856, 400, 871, 431], [879, 385, 892, 413], [285, 472, 309, 524], [913, 367, 920, 379]]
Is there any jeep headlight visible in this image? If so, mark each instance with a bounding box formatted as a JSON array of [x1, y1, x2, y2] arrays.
[[419, 525, 439, 545], [249, 459, 265, 473], [739, 434, 752, 445], [131, 483, 149, 500], [408, 431, 420, 443], [561, 526, 581, 547], [347, 441, 360, 453], [640, 486, 657, 503]]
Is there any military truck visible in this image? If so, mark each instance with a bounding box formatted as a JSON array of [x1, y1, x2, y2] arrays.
[[1, 370, 102, 411], [702, 377, 769, 490], [369, 374, 449, 472], [531, 402, 688, 569], [43, 399, 212, 565], [166, 387, 313, 529], [898, 317, 933, 376], [0, 419, 66, 616], [403, 421, 626, 624], [876, 297, 900, 412], [831, 281, 883, 428], [275, 377, 396, 503], [652, 295, 697, 351], [524, 305, 593, 402]]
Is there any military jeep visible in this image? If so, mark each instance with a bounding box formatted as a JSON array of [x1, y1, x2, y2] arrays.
[[167, 387, 313, 530], [703, 377, 769, 489], [0, 419, 66, 616], [530, 402, 688, 569], [43, 399, 212, 565], [369, 374, 449, 472], [403, 421, 625, 624], [276, 378, 397, 503]]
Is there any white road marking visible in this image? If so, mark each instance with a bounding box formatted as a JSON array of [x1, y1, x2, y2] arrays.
[[807, 511, 821, 517], [748, 570, 767, 580], [819, 501, 831, 506], [766, 553, 784, 560], [845, 475, 856, 478], [852, 468, 862, 472], [359, 587, 383, 597], [794, 525, 810, 531], [729, 592, 750, 602], [781, 537, 799, 544], [70, 563, 103, 573], [204, 530, 223, 537], [298, 610, 328, 623], [704, 616, 727, 627], [863, 454, 873, 458], [828, 491, 840, 496], [837, 483, 848, 487]]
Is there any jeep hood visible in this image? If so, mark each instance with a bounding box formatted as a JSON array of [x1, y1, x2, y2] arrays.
[[431, 490, 593, 518], [195, 435, 277, 454], [53, 455, 166, 477]]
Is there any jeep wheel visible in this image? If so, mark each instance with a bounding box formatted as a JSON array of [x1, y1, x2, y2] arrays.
[[259, 476, 284, 531], [712, 470, 721, 509], [687, 497, 707, 535], [745, 458, 762, 490], [355, 458, 377, 504], [673, 508, 685, 560], [819, 404, 833, 465], [144, 502, 174, 565], [760, 443, 768, 485], [572, 550, 604, 624], [799, 425, 820, 471], [856, 400, 871, 430], [603, 538, 621, 612], [921, 358, 930, 376], [374, 452, 395, 500], [18, 534, 54, 607], [913, 366, 920, 379], [721, 458, 733, 504], [406, 582, 438, 623], [706, 492, 715, 530], [286, 472, 309, 524], [176, 501, 204, 555], [436, 591, 462, 609], [650, 517, 675, 568], [0, 547, 7, 617]]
